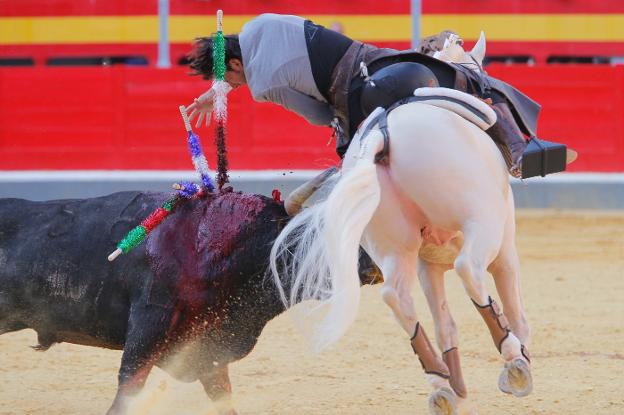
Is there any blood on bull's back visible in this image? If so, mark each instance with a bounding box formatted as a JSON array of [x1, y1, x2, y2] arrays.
[[145, 190, 291, 360]]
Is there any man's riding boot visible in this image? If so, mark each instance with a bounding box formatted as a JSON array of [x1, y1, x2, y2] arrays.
[[488, 101, 569, 179], [486, 102, 528, 178]]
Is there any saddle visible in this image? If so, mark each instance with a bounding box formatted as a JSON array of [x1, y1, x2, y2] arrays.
[[357, 56, 573, 178], [364, 50, 541, 137], [356, 87, 497, 164]]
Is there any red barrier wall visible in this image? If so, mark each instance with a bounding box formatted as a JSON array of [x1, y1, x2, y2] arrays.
[[487, 64, 624, 172], [0, 66, 339, 170], [0, 65, 623, 171]]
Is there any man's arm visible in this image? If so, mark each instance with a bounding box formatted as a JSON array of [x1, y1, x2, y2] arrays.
[[261, 86, 334, 126]]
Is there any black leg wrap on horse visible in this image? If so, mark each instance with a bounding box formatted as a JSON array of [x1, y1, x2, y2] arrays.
[[410, 322, 450, 379], [442, 347, 468, 398], [472, 296, 511, 353], [521, 344, 531, 363]]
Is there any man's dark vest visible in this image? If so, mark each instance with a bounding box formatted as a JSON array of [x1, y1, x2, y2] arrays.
[[303, 20, 353, 103]]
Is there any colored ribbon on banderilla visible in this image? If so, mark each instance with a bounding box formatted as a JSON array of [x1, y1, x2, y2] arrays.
[[107, 10, 231, 262], [107, 197, 179, 261], [107, 106, 218, 261], [212, 9, 231, 190]]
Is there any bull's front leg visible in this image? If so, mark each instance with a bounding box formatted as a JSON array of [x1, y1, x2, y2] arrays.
[[107, 305, 172, 415], [199, 365, 238, 415]]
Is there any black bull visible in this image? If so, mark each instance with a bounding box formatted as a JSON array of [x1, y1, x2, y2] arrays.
[[0, 190, 382, 414]]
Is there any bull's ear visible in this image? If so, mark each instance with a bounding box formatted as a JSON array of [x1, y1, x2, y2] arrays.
[[470, 31, 486, 66]]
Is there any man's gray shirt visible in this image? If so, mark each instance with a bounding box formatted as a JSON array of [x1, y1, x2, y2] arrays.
[[239, 14, 334, 126]]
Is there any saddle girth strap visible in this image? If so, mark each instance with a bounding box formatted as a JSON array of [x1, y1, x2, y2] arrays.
[[410, 322, 450, 379], [358, 108, 390, 164], [374, 109, 390, 164], [442, 347, 468, 398], [472, 296, 511, 353]]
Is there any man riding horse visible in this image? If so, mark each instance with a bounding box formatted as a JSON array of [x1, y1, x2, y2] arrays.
[[186, 13, 569, 179]]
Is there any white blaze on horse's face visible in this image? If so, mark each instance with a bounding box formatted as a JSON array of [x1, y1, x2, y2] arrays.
[[433, 31, 487, 73]]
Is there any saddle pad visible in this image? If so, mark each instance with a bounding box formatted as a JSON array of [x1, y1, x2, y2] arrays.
[[413, 87, 497, 130]]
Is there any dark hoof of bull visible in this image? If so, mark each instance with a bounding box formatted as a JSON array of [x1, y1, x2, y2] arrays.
[[30, 343, 52, 351], [521, 138, 568, 179]]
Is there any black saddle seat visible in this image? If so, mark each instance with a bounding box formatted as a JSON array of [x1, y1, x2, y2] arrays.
[[360, 62, 440, 117]]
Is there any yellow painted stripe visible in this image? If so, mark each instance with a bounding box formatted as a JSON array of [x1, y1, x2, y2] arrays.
[[2, 14, 624, 45], [0, 16, 159, 44], [424, 14, 624, 41], [168, 15, 414, 42]]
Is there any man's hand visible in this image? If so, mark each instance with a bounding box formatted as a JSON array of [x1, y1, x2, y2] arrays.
[[186, 88, 215, 128]]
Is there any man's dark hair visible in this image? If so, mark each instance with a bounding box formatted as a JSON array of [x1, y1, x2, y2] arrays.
[[188, 34, 242, 80]]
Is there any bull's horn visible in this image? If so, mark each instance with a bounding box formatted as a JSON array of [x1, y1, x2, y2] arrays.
[[284, 166, 338, 216]]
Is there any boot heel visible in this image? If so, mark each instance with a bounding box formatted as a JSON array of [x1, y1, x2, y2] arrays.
[[521, 138, 568, 179]]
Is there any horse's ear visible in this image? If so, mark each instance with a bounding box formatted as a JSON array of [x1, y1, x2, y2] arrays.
[[470, 31, 486, 66]]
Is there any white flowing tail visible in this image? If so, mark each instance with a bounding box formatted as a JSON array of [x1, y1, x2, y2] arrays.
[[270, 133, 384, 352]]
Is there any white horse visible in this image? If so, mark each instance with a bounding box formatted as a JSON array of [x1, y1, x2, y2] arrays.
[[270, 33, 532, 415]]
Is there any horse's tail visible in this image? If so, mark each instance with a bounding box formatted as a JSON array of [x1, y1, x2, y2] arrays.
[[270, 132, 384, 352]]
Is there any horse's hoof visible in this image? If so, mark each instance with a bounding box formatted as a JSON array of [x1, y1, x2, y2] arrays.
[[498, 358, 532, 397], [497, 367, 512, 395], [428, 387, 457, 415]]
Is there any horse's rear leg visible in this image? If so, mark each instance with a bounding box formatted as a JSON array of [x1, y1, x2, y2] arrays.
[[417, 259, 468, 403], [453, 218, 532, 397], [379, 254, 457, 415], [488, 213, 532, 397], [488, 211, 530, 346]]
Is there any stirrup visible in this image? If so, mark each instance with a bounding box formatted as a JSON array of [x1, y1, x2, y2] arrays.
[[520, 137, 568, 179]]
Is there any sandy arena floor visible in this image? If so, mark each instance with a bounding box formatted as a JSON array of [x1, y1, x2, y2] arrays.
[[1, 210, 623, 415]]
